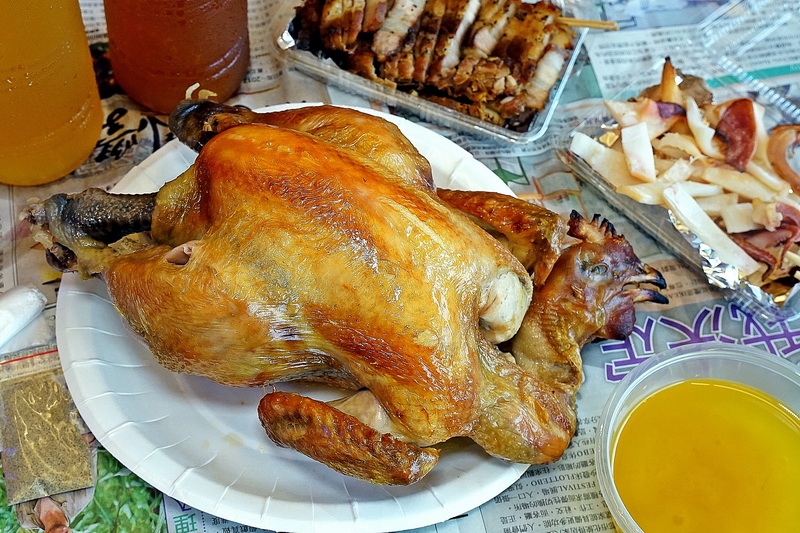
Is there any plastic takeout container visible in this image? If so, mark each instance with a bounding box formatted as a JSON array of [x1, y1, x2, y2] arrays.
[[560, 1, 800, 322], [595, 342, 800, 532], [273, 1, 591, 144], [699, 0, 800, 116]]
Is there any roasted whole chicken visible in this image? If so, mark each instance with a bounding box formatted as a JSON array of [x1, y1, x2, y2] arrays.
[[25, 102, 667, 485]]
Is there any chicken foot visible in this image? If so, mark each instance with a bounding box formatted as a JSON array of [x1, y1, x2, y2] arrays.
[[24, 188, 156, 275]]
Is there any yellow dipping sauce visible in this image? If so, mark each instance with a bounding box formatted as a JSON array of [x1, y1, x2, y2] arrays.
[[612, 378, 800, 532]]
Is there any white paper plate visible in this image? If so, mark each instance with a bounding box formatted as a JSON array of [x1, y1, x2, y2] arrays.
[[57, 104, 527, 533]]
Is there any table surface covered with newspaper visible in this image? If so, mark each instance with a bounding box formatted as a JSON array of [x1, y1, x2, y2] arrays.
[[2, 0, 800, 532]]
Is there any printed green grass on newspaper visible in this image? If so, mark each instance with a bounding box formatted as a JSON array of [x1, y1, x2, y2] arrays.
[[71, 449, 166, 532]]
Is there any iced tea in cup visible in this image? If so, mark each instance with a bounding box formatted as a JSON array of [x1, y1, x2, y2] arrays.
[[103, 0, 250, 115], [0, 1, 103, 186]]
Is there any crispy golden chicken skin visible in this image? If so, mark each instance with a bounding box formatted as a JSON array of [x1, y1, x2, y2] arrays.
[[24, 104, 666, 485]]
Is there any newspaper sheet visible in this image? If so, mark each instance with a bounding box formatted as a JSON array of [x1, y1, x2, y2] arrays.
[[2, 1, 800, 532]]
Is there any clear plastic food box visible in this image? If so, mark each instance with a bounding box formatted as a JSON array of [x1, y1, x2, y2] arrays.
[[559, 0, 800, 322], [699, 0, 800, 115], [273, 1, 592, 144]]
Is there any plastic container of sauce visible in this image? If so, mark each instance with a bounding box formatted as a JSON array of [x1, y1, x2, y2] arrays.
[[596, 343, 800, 532]]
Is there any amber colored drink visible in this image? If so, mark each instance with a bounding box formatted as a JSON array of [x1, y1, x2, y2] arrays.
[[0, 1, 103, 186], [612, 378, 800, 532], [104, 0, 250, 115]]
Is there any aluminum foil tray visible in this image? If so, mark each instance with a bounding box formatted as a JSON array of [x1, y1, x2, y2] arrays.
[[560, 1, 800, 322]]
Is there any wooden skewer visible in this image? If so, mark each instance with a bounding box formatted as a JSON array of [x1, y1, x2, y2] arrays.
[[556, 17, 619, 31], [515, 192, 544, 205]]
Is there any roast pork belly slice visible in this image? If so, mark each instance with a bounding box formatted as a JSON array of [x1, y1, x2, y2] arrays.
[[492, 0, 559, 66], [381, 16, 421, 83], [372, 0, 428, 60], [411, 0, 447, 83], [463, 0, 518, 58], [320, 0, 367, 51], [426, 0, 482, 86], [362, 0, 390, 32]]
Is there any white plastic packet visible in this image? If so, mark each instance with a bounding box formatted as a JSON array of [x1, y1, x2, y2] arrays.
[[0, 285, 47, 349]]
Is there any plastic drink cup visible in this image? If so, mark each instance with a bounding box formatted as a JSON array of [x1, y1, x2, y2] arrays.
[[103, 0, 250, 115], [0, 0, 103, 186]]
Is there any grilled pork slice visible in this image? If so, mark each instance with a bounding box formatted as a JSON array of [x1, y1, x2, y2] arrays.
[[435, 0, 571, 123], [464, 0, 517, 58], [292, 0, 575, 130], [382, 17, 421, 83], [320, 0, 367, 51], [372, 0, 427, 60], [492, 1, 559, 66], [411, 0, 447, 83], [362, 0, 390, 32], [452, 56, 517, 103], [520, 25, 573, 108], [496, 23, 573, 120], [426, 0, 482, 87]]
